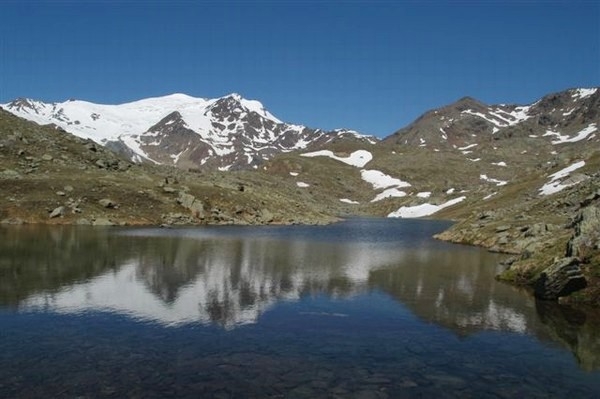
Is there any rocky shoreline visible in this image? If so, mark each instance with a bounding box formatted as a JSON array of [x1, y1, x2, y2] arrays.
[[435, 176, 600, 306]]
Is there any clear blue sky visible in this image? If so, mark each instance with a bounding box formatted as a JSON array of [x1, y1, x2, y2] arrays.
[[1, 0, 598, 137]]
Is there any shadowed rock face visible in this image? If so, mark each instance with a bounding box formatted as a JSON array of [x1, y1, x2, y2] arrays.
[[534, 257, 587, 300]]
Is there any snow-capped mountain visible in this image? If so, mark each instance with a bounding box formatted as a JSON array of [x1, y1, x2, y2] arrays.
[[2, 93, 376, 170], [383, 87, 599, 151]]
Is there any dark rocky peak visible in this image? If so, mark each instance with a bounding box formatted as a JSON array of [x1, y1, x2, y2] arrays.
[[206, 94, 247, 120], [532, 87, 598, 114], [147, 111, 187, 133], [452, 96, 487, 112]]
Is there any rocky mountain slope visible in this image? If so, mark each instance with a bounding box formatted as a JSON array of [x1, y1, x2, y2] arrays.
[[0, 108, 341, 226], [3, 93, 376, 171]]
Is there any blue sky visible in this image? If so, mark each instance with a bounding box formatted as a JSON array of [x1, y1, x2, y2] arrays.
[[1, 1, 598, 137]]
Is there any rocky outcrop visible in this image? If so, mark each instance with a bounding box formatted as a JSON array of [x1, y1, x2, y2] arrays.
[[176, 191, 205, 219], [534, 257, 587, 300], [567, 205, 600, 259], [532, 205, 599, 300]]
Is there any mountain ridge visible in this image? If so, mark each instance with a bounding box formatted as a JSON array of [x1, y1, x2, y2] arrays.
[[2, 93, 377, 170]]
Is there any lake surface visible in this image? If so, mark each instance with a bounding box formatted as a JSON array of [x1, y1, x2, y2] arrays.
[[1, 218, 600, 398]]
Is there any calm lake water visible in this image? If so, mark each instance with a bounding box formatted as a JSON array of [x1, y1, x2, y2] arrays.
[[1, 218, 600, 398]]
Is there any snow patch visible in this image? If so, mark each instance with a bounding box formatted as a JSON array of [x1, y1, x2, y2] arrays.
[[480, 174, 507, 186], [340, 198, 359, 204], [572, 88, 597, 100], [388, 197, 466, 218], [492, 161, 507, 167], [458, 143, 478, 151], [361, 170, 411, 190], [289, 172, 299, 177], [296, 182, 310, 188], [371, 188, 407, 203], [301, 150, 372, 168], [539, 161, 586, 195], [417, 192, 431, 198], [549, 123, 597, 144]]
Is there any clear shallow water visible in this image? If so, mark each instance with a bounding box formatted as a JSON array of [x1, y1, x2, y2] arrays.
[[1, 218, 600, 398]]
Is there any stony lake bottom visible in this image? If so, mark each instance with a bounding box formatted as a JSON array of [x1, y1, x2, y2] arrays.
[[1, 218, 600, 398]]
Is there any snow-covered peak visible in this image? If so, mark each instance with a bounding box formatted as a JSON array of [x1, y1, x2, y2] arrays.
[[3, 92, 373, 170], [571, 88, 597, 100]]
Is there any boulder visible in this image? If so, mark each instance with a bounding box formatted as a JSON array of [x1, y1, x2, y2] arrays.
[[92, 218, 115, 226], [177, 192, 195, 209], [533, 257, 587, 300], [99, 198, 117, 208], [260, 209, 274, 223], [176, 192, 205, 219], [49, 206, 65, 218]]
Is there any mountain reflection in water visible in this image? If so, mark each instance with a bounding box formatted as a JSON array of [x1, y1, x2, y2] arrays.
[[1, 220, 600, 372]]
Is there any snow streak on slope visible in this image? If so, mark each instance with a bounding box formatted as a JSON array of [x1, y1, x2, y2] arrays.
[[300, 150, 373, 168], [539, 161, 586, 195], [388, 197, 466, 218], [545, 123, 598, 144], [462, 106, 532, 129]]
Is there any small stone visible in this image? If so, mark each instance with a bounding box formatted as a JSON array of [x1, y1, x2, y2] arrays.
[[85, 142, 97, 152], [163, 187, 176, 193], [41, 154, 53, 161], [495, 225, 511, 233], [56, 191, 66, 196], [64, 185, 74, 192]]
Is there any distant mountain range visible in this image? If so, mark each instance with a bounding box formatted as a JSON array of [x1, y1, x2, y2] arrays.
[[2, 93, 375, 170]]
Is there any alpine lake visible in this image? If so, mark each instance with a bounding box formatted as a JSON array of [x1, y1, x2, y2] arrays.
[[1, 218, 600, 398]]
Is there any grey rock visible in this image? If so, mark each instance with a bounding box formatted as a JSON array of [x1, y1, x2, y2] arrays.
[[41, 154, 53, 161], [533, 257, 587, 300], [260, 209, 274, 223], [85, 142, 97, 152], [524, 223, 548, 237], [1, 169, 21, 179], [176, 192, 205, 219], [64, 185, 74, 192], [56, 191, 66, 196], [99, 198, 117, 208], [495, 225, 511, 233], [177, 192, 195, 209], [567, 205, 600, 258], [163, 187, 177, 193], [49, 206, 65, 218], [92, 218, 115, 226], [1, 218, 24, 225]]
